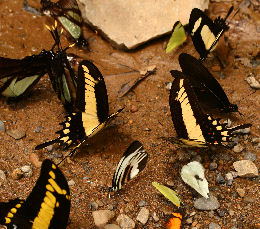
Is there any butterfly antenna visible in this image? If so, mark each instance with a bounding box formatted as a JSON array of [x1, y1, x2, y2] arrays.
[[224, 6, 234, 22]]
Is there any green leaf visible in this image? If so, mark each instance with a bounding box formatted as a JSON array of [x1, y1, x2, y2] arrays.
[[166, 21, 186, 54], [152, 182, 181, 207]]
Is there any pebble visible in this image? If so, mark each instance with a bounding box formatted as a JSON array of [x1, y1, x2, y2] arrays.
[[0, 170, 7, 186], [216, 174, 225, 184], [68, 180, 75, 186], [251, 137, 260, 144], [233, 126, 251, 134], [186, 217, 193, 224], [21, 165, 32, 178], [194, 194, 220, 210], [209, 162, 217, 171], [225, 172, 233, 186], [89, 201, 99, 210], [0, 120, 5, 132], [223, 118, 231, 127], [130, 105, 138, 113], [12, 168, 23, 180], [6, 129, 26, 140], [233, 144, 244, 153], [116, 214, 135, 229], [165, 82, 172, 90], [34, 126, 43, 133], [152, 212, 159, 222], [138, 200, 146, 207], [46, 145, 53, 152], [246, 75, 260, 89], [209, 222, 221, 229], [243, 151, 257, 161], [29, 153, 42, 168], [143, 128, 151, 131], [233, 160, 259, 178], [236, 188, 245, 197], [92, 210, 115, 228], [136, 207, 149, 225], [104, 224, 121, 229]]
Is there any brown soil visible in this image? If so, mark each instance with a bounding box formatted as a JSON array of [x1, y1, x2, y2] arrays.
[[0, 0, 259, 228]]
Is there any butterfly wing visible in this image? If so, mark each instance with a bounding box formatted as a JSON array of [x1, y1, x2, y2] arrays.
[[166, 212, 183, 229], [111, 141, 148, 192], [0, 159, 70, 229], [178, 53, 238, 112], [0, 55, 48, 98]]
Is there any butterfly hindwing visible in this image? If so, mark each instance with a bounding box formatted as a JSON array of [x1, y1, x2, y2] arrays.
[[111, 141, 148, 192], [0, 159, 70, 229], [178, 53, 238, 112]]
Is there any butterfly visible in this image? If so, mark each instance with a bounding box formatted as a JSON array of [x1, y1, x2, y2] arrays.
[[189, 6, 234, 61], [35, 60, 124, 162], [0, 159, 70, 229], [181, 161, 209, 198], [41, 0, 88, 48], [0, 23, 77, 112], [169, 71, 251, 148], [166, 212, 183, 229], [174, 52, 238, 113], [109, 141, 148, 194]]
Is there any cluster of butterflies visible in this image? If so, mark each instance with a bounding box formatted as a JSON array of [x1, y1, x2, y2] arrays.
[[0, 2, 253, 229], [0, 141, 148, 228]]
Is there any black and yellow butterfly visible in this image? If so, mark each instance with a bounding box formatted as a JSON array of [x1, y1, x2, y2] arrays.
[[109, 141, 148, 194], [35, 60, 123, 161], [0, 24, 77, 112], [188, 6, 234, 61], [169, 70, 251, 147], [41, 0, 88, 47], [175, 53, 238, 113], [0, 159, 70, 229]]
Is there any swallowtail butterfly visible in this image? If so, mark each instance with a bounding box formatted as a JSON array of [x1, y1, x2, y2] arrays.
[[109, 141, 148, 194], [189, 6, 234, 61], [35, 60, 123, 161], [169, 71, 251, 147], [41, 0, 88, 47], [0, 159, 70, 229]]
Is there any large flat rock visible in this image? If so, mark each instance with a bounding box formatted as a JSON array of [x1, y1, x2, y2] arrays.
[[77, 0, 209, 49]]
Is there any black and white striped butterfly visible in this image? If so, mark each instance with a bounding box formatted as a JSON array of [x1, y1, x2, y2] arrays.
[[109, 141, 148, 194]]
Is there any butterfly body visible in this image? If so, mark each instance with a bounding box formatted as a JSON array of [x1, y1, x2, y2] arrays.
[[0, 159, 70, 229]]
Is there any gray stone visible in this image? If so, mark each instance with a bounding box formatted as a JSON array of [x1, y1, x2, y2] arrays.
[[233, 160, 259, 178], [105, 224, 121, 229], [246, 75, 260, 89], [68, 180, 75, 186], [77, 0, 209, 49], [165, 82, 172, 90], [6, 129, 26, 140], [46, 145, 53, 152], [89, 201, 99, 210], [0, 121, 5, 132], [92, 210, 115, 228], [152, 212, 159, 222], [136, 207, 149, 225], [209, 162, 217, 170], [209, 222, 221, 229], [243, 151, 257, 161], [21, 165, 33, 178], [116, 214, 135, 229], [194, 194, 220, 210], [233, 144, 244, 153], [223, 119, 232, 128], [216, 174, 225, 184], [225, 172, 233, 186], [34, 126, 43, 133], [138, 200, 146, 207]]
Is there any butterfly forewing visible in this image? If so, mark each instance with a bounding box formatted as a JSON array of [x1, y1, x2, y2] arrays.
[[178, 53, 238, 112], [111, 141, 148, 192], [0, 159, 70, 229]]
